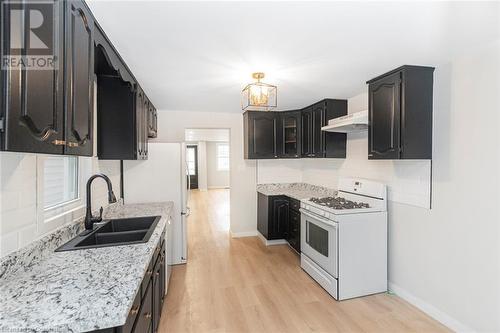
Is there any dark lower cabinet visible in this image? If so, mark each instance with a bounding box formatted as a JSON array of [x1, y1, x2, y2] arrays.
[[286, 199, 301, 253], [98, 237, 166, 333], [367, 65, 434, 159], [258, 193, 301, 252]]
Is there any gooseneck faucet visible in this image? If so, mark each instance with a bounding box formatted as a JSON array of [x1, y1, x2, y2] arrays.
[[84, 174, 117, 231]]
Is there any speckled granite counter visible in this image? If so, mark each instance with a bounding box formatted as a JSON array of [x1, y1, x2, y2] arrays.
[[0, 202, 173, 333], [257, 182, 337, 200]]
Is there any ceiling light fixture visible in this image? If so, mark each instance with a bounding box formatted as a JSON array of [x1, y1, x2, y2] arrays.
[[241, 72, 277, 111]]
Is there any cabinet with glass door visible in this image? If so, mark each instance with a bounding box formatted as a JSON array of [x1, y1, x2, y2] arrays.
[[280, 110, 301, 158]]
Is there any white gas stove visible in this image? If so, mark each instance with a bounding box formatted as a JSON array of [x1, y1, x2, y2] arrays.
[[300, 178, 388, 300]]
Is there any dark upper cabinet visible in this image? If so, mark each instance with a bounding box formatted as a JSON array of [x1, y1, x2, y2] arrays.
[[95, 25, 149, 160], [243, 111, 281, 159], [367, 65, 434, 159], [64, 0, 94, 156], [319, 99, 347, 158], [243, 99, 347, 160], [1, 0, 66, 154], [148, 102, 157, 139], [301, 105, 323, 158], [280, 110, 301, 158]]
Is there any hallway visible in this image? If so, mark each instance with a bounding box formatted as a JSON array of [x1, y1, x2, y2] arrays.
[[159, 189, 449, 333]]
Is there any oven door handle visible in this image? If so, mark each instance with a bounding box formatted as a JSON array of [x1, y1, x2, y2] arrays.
[[300, 209, 338, 228]]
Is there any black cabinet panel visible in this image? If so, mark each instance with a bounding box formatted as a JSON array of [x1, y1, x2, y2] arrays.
[[287, 209, 300, 253], [367, 65, 434, 159], [271, 197, 289, 239], [134, 280, 153, 333], [244, 111, 281, 159], [1, 0, 65, 154], [148, 103, 157, 138], [301, 106, 323, 158], [368, 71, 401, 159], [322, 99, 347, 158], [64, 0, 94, 156]]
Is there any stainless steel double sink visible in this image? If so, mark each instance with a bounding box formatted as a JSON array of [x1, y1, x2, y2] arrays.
[[55, 216, 161, 252]]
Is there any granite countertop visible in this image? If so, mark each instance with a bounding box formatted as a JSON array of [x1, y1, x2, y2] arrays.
[[257, 182, 337, 200], [0, 202, 173, 333]]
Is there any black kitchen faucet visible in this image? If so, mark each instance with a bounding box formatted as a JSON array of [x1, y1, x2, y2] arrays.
[[84, 174, 117, 232]]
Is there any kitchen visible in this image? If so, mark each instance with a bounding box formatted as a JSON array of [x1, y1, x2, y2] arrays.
[[1, 1, 499, 333]]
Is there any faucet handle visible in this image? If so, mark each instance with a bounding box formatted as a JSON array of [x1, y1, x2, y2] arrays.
[[91, 207, 103, 223]]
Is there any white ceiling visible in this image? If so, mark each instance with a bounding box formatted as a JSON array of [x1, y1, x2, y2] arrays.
[[87, 1, 499, 113]]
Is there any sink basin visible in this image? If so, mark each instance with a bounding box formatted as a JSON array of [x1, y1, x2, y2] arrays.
[[97, 216, 158, 233], [55, 216, 161, 252]]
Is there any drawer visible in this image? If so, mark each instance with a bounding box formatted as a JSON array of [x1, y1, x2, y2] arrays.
[[121, 289, 141, 333], [289, 198, 300, 212], [141, 260, 154, 298]]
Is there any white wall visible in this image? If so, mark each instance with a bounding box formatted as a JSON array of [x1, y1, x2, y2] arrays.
[[153, 111, 257, 236], [0, 153, 120, 258], [206, 141, 230, 189]]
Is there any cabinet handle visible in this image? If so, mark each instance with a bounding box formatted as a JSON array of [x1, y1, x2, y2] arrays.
[[67, 142, 79, 148], [145, 313, 152, 319], [155, 272, 160, 276], [130, 306, 139, 315], [147, 270, 153, 275], [51, 140, 66, 146]]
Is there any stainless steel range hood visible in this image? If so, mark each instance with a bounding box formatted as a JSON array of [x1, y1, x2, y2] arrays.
[[321, 110, 368, 133]]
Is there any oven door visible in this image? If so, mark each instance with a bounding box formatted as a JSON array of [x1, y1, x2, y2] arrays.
[[300, 209, 338, 278]]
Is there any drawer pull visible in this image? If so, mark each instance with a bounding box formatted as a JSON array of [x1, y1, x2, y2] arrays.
[[145, 313, 152, 319], [51, 140, 66, 146], [155, 272, 160, 276], [147, 270, 153, 275], [67, 142, 79, 147], [130, 306, 139, 315]]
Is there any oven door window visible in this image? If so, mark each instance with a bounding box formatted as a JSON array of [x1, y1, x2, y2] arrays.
[[306, 221, 329, 257]]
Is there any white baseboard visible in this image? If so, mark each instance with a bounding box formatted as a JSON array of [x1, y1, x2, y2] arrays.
[[257, 232, 288, 246], [388, 282, 473, 333], [230, 230, 258, 238]]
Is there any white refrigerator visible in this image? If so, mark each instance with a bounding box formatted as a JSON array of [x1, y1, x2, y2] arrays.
[[123, 143, 189, 284]]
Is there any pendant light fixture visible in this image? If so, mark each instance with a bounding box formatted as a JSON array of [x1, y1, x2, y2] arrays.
[[241, 72, 277, 111]]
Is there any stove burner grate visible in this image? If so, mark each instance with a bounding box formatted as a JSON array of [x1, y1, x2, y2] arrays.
[[309, 196, 370, 210]]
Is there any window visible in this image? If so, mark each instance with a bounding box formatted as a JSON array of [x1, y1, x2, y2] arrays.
[[43, 156, 79, 209], [187, 146, 197, 175], [217, 143, 230, 171]]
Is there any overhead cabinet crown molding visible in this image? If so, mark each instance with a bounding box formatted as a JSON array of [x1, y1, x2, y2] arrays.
[[0, 0, 157, 158]]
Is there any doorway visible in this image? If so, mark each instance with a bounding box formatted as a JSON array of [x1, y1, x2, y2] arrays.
[[186, 145, 198, 189]]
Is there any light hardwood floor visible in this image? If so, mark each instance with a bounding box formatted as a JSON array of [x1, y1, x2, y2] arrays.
[[159, 189, 450, 333]]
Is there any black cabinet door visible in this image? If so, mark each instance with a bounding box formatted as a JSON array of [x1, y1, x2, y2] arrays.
[[135, 87, 144, 159], [64, 0, 94, 156], [280, 111, 301, 158], [245, 112, 281, 159], [368, 71, 401, 159], [270, 197, 289, 239], [311, 105, 324, 158], [152, 258, 161, 333], [323, 100, 347, 158], [300, 108, 312, 157], [134, 280, 153, 333], [1, 0, 65, 154], [140, 96, 149, 160]]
